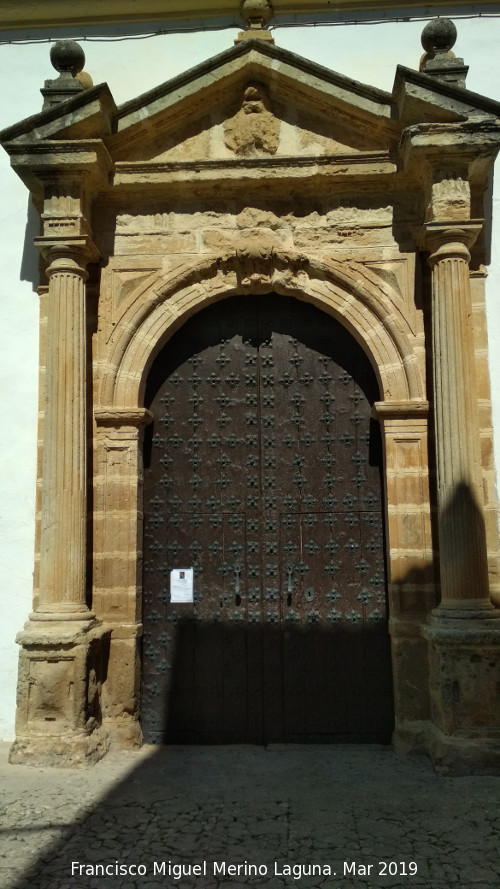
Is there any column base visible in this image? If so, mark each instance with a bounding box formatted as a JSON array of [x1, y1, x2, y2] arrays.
[[393, 719, 429, 755], [11, 617, 111, 767], [431, 598, 498, 621], [423, 613, 500, 774], [426, 723, 500, 776], [9, 725, 109, 768], [103, 715, 143, 750], [29, 607, 96, 622]]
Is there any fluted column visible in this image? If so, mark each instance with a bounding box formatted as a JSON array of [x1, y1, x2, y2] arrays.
[[34, 242, 95, 621], [427, 223, 493, 615]]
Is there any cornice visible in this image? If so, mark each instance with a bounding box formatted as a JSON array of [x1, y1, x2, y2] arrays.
[[112, 152, 397, 190], [394, 65, 500, 121], [0, 84, 116, 144], [115, 40, 392, 128], [1, 138, 114, 197], [1, 0, 500, 33]]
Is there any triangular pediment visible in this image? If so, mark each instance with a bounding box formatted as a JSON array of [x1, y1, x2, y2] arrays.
[[107, 41, 401, 164], [3, 37, 500, 181], [114, 78, 389, 165]]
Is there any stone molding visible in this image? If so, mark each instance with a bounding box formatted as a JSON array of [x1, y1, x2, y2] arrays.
[[373, 401, 429, 419], [94, 407, 154, 428], [113, 153, 397, 191], [96, 250, 424, 414]]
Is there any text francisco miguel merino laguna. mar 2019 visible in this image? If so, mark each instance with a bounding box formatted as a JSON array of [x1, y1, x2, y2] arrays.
[[70, 860, 419, 879]]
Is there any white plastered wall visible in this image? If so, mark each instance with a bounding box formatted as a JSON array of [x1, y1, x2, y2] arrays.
[[1, 19, 500, 740]]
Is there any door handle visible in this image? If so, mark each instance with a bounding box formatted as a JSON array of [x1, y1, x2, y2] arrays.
[[234, 563, 242, 606], [286, 567, 294, 606]]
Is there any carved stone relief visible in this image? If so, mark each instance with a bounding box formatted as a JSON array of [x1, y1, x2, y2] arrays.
[[224, 83, 279, 156]]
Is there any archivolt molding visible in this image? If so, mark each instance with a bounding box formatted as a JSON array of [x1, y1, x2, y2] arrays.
[[97, 248, 424, 413]]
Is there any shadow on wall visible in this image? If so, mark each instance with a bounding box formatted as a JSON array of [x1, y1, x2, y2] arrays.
[[6, 495, 497, 889], [20, 196, 40, 288], [8, 704, 500, 889], [439, 480, 490, 600]]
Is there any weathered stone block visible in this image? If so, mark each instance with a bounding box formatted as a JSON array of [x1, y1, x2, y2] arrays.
[[424, 619, 500, 773], [11, 621, 110, 766]]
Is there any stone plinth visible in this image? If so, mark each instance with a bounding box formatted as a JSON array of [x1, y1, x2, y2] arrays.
[[10, 621, 110, 767], [424, 618, 500, 774]]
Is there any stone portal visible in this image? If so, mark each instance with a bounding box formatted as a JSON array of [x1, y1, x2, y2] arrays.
[[2, 21, 500, 772]]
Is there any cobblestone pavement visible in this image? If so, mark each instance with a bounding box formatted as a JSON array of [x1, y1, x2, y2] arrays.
[[0, 741, 499, 889]]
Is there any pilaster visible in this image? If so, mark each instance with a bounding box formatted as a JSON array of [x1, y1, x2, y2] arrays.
[[373, 400, 433, 754], [93, 407, 152, 747]]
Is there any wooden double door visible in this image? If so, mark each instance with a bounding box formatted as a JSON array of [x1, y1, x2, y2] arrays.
[[142, 294, 393, 744]]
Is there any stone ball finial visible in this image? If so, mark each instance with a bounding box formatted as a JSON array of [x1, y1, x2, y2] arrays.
[[240, 0, 273, 28], [50, 40, 86, 76], [421, 17, 457, 56]]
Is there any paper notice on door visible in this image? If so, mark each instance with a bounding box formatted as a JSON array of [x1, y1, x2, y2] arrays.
[[170, 568, 194, 603]]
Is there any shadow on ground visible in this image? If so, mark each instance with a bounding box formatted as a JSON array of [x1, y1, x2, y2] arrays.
[[2, 743, 500, 889]]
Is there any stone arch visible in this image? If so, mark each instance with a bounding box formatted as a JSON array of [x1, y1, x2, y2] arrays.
[[93, 247, 431, 749], [97, 249, 424, 415]]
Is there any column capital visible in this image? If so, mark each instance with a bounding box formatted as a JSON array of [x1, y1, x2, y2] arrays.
[[422, 220, 483, 263], [34, 235, 100, 277]]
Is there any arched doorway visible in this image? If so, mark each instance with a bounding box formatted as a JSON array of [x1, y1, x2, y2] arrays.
[[141, 293, 393, 744]]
